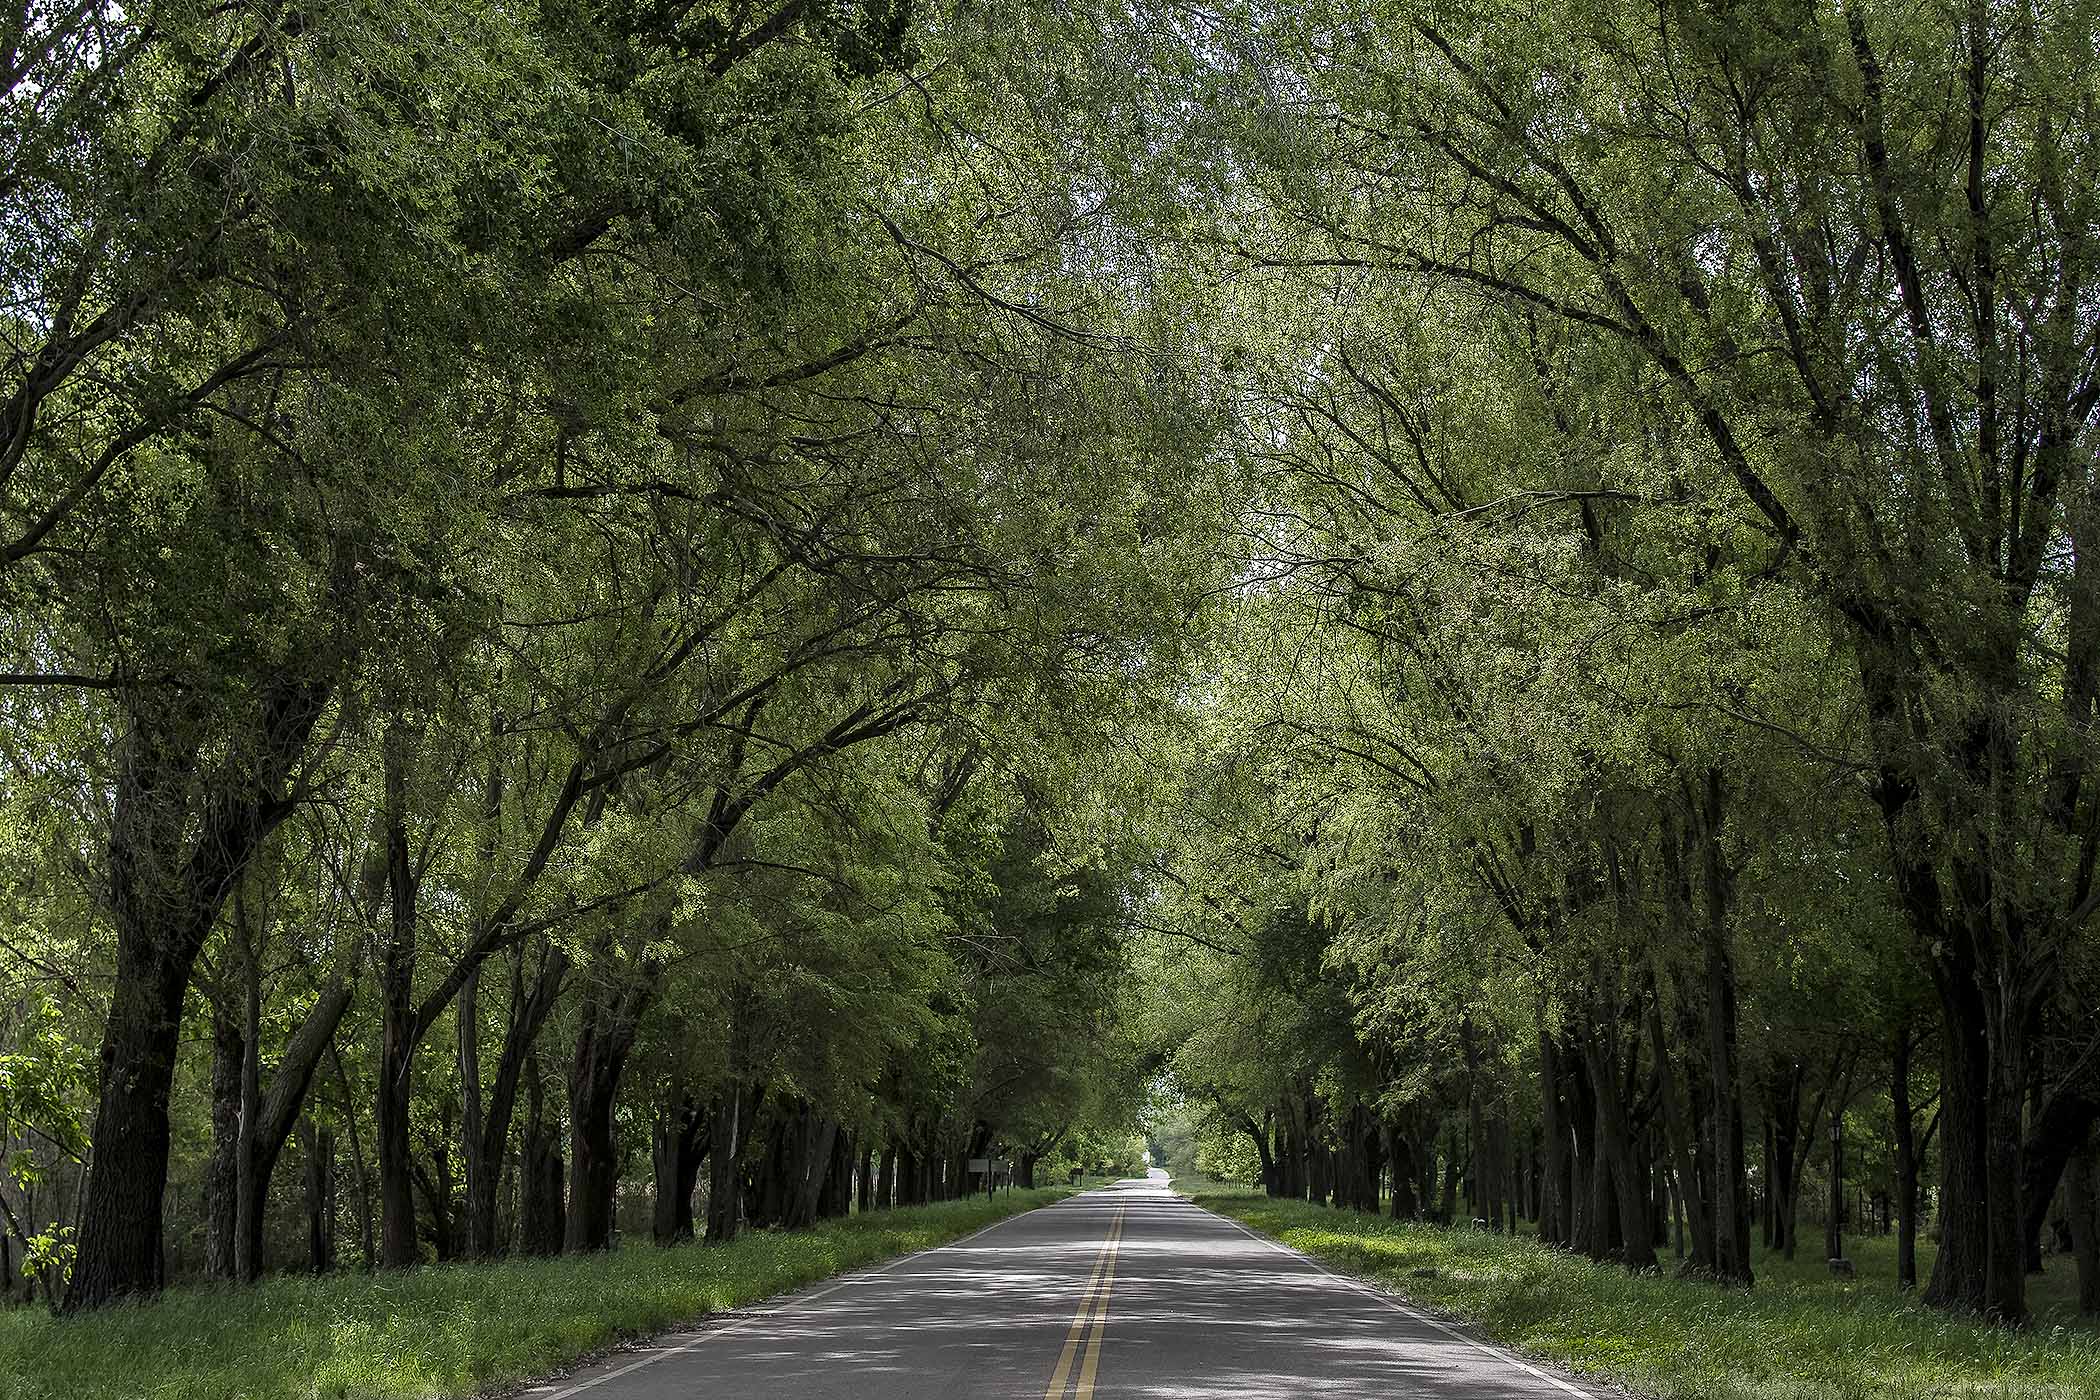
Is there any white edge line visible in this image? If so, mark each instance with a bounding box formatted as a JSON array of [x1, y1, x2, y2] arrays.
[[526, 1188, 1119, 1400], [1188, 1197, 1597, 1400]]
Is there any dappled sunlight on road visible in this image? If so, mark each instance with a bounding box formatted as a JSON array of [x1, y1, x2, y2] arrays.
[[519, 1174, 1594, 1400]]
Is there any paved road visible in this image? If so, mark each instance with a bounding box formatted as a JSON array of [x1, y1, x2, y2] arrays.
[[521, 1170, 1593, 1400]]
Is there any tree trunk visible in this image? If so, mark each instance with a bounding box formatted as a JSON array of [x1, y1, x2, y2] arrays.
[[233, 900, 263, 1283], [300, 1119, 335, 1273], [1893, 1026, 1921, 1291], [1385, 1121, 1418, 1219], [1248, 1114, 1278, 1197], [875, 1141, 897, 1208], [1538, 1024, 1571, 1247], [203, 1010, 243, 1281], [2067, 1141, 2098, 1317], [64, 677, 330, 1312], [65, 931, 193, 1308], [1827, 1110, 1846, 1264], [1646, 987, 1717, 1275], [517, 1055, 565, 1257], [650, 1094, 710, 1244], [467, 945, 567, 1257], [329, 1043, 374, 1270], [229, 972, 353, 1283], [1692, 769, 1753, 1284], [457, 962, 484, 1256], [378, 721, 421, 1270], [705, 1082, 761, 1242], [1771, 1068, 1805, 1260], [896, 1142, 922, 1208], [564, 984, 644, 1253], [1924, 985, 1998, 1313], [2018, 1087, 2100, 1276], [1580, 1018, 1654, 1270]]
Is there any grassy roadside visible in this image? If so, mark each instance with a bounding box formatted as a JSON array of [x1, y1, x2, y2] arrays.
[[0, 1188, 1073, 1400], [1181, 1182, 2100, 1400]]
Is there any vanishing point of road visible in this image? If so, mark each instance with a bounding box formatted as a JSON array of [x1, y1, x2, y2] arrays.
[[518, 1170, 1595, 1400]]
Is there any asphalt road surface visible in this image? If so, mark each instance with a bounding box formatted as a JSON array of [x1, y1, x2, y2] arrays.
[[520, 1170, 1594, 1400]]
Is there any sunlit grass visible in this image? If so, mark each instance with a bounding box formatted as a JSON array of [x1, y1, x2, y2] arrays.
[[1185, 1184, 2100, 1400], [0, 1189, 1070, 1400]]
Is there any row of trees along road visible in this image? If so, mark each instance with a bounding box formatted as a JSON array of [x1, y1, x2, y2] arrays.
[[1135, 0, 2100, 1329], [0, 0, 1219, 1312], [7, 0, 2100, 1334]]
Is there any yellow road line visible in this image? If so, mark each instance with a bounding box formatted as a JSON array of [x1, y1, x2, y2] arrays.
[[1044, 1206, 1125, 1399], [1071, 1210, 1124, 1400]]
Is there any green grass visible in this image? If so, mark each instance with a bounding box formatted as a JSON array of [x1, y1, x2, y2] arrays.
[[0, 1189, 1073, 1400], [1182, 1183, 2100, 1400]]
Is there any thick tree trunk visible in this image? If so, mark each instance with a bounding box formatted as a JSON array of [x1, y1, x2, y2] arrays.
[[1924, 986, 2001, 1314], [518, 1057, 565, 1257], [65, 932, 193, 1308], [705, 1082, 761, 1242], [651, 1094, 710, 1244], [1580, 1019, 1654, 1270], [564, 988, 642, 1253], [64, 678, 330, 1312], [782, 1111, 838, 1227]]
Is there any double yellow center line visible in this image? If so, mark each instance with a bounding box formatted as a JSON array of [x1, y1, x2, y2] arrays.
[[1043, 1205, 1126, 1400]]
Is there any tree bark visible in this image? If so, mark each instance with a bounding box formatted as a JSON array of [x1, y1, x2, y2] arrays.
[[517, 1054, 565, 1257], [1893, 1025, 1921, 1291], [203, 1009, 243, 1281], [1924, 982, 1997, 1313], [564, 976, 650, 1253], [650, 1094, 710, 1244], [66, 678, 330, 1310], [300, 1119, 335, 1273], [1538, 1023, 1571, 1247], [466, 945, 567, 1257], [1646, 982, 1716, 1275], [875, 1141, 897, 1208], [1693, 771, 1753, 1285], [228, 975, 353, 1281], [705, 1081, 761, 1242]]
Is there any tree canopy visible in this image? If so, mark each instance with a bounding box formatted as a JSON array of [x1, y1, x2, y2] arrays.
[[2, 0, 2096, 1330]]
